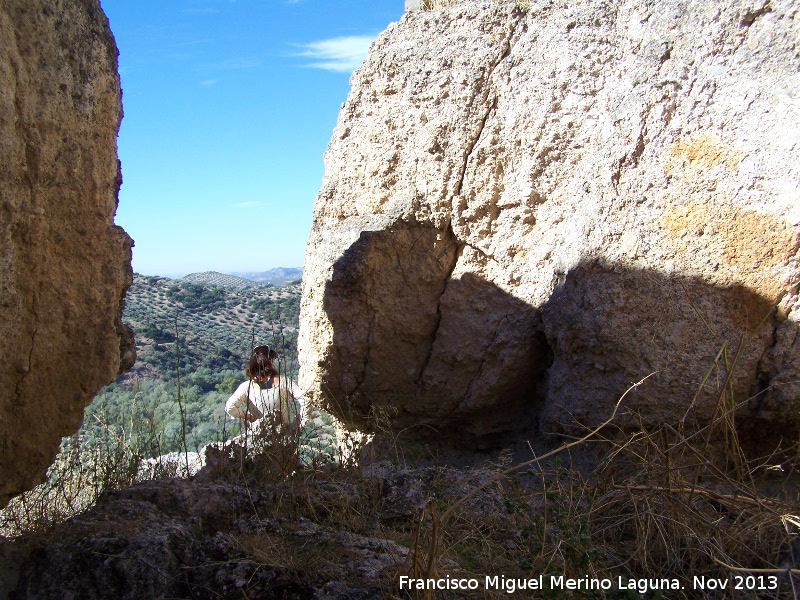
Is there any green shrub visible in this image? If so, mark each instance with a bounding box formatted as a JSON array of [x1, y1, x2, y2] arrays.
[[166, 282, 227, 311], [140, 322, 175, 343]]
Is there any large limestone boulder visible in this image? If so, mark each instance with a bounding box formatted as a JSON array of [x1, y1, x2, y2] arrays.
[[299, 0, 800, 448], [0, 0, 134, 507]]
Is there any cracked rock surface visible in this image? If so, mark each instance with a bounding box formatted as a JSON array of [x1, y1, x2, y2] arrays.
[[299, 0, 800, 447], [0, 0, 134, 508]]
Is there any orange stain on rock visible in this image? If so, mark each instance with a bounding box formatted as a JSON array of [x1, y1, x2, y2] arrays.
[[663, 202, 800, 308], [668, 135, 742, 172]]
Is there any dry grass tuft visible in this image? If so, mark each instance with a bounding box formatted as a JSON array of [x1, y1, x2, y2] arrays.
[[420, 0, 531, 12], [420, 0, 466, 9], [384, 363, 800, 599], [0, 397, 184, 538]]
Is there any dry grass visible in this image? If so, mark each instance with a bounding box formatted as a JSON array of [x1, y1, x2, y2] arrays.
[[381, 369, 800, 599], [219, 299, 800, 598], [0, 397, 184, 538], [8, 369, 799, 598], [204, 381, 364, 486], [0, 318, 356, 539], [419, 0, 531, 11]]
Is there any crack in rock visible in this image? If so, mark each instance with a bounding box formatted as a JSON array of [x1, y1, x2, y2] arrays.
[[454, 17, 522, 198], [460, 312, 511, 410], [416, 236, 463, 387], [13, 293, 37, 405], [349, 313, 378, 399]]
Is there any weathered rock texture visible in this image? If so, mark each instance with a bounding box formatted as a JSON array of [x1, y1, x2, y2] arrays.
[[299, 0, 800, 448], [0, 466, 506, 599], [0, 0, 134, 507]]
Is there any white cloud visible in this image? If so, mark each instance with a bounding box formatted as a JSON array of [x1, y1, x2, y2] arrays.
[[200, 79, 218, 86], [183, 8, 219, 13], [294, 34, 377, 72]]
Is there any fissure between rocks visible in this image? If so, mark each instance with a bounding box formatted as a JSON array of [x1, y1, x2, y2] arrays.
[[349, 313, 378, 399], [740, 0, 772, 27], [415, 234, 462, 386], [460, 312, 511, 411]]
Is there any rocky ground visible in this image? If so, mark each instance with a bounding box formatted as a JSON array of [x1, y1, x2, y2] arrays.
[[0, 455, 510, 600], [3, 429, 799, 600]]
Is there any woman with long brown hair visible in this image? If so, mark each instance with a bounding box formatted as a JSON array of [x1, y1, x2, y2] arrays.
[[224, 345, 306, 429]]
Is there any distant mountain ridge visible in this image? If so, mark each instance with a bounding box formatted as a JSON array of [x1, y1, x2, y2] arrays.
[[179, 272, 271, 289], [230, 267, 303, 286], [178, 268, 302, 288]]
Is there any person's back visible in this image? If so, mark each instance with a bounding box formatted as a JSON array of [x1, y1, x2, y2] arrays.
[[248, 379, 308, 436]]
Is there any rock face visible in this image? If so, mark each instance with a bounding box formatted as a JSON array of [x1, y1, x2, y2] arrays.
[[299, 0, 800, 448], [0, 0, 134, 507]]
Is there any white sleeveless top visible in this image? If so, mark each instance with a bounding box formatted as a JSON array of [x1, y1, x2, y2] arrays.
[[225, 379, 307, 427]]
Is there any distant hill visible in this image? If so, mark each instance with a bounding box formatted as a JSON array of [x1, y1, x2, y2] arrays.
[[180, 271, 271, 289], [231, 267, 303, 286], [123, 274, 302, 381], [86, 274, 304, 454]]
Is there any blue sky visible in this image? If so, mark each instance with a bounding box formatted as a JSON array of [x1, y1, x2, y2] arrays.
[[101, 0, 404, 277]]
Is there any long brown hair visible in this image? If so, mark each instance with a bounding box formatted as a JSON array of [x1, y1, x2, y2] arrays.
[[246, 345, 278, 381]]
